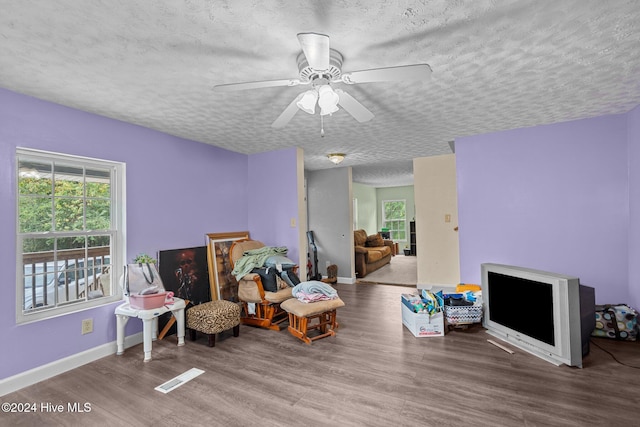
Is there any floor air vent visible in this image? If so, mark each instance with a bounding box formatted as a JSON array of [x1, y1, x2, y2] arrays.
[[155, 368, 204, 393]]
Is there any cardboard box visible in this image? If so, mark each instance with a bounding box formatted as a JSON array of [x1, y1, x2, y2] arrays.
[[401, 296, 445, 337]]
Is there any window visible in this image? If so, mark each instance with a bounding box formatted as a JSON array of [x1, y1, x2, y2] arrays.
[[16, 148, 125, 323], [382, 199, 406, 241]]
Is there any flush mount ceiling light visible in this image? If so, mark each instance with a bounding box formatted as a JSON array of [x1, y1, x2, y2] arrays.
[[327, 153, 345, 165]]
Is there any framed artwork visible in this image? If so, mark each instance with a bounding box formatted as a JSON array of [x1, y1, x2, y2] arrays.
[[206, 231, 249, 302], [158, 246, 211, 306]]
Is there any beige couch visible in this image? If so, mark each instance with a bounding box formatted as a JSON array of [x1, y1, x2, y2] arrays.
[[354, 229, 394, 279]]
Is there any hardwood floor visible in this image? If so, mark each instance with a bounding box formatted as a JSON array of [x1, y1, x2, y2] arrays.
[[3, 283, 639, 426]]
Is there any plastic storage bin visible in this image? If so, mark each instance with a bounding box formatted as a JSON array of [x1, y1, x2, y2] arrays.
[[129, 292, 168, 310], [444, 305, 483, 326]]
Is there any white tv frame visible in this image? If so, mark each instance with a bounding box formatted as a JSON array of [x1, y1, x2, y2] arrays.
[[481, 263, 584, 368]]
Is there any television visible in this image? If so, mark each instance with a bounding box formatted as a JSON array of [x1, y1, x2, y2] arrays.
[[481, 263, 595, 368]]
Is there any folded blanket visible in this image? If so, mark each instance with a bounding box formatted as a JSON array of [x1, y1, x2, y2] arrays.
[[291, 280, 338, 299], [295, 290, 333, 303], [231, 246, 288, 281]]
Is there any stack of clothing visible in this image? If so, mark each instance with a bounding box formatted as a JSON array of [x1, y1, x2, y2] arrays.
[[231, 246, 288, 281], [291, 281, 339, 303], [231, 246, 300, 292]]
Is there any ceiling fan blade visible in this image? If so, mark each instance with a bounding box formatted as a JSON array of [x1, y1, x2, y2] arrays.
[[213, 79, 302, 92], [334, 89, 374, 123], [297, 32, 330, 71], [271, 93, 304, 128], [341, 64, 432, 84]]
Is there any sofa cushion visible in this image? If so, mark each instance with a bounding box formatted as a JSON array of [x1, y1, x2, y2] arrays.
[[366, 233, 384, 247], [368, 245, 392, 260], [366, 249, 385, 263], [354, 229, 368, 246]]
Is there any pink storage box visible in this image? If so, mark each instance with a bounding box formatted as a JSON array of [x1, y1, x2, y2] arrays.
[[129, 292, 168, 310]]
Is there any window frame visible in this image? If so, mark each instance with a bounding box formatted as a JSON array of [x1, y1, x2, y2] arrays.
[[16, 148, 126, 324], [381, 199, 407, 242]]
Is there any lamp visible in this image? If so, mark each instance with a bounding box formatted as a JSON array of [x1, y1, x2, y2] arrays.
[[296, 90, 318, 114], [327, 153, 345, 165], [317, 85, 340, 116]]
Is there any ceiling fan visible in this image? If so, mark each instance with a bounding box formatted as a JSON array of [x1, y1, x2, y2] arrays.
[[212, 33, 432, 129]]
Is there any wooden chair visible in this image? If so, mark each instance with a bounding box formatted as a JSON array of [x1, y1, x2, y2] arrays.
[[229, 239, 295, 331]]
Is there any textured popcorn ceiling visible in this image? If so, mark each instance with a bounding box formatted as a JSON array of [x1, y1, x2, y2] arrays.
[[2, 1, 640, 187]]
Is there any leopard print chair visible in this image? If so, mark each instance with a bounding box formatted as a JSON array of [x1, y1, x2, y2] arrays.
[[186, 300, 241, 347]]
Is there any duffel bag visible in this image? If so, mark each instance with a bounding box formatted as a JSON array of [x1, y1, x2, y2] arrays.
[[592, 304, 638, 341]]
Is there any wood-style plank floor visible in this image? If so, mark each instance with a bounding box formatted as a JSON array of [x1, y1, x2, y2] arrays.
[[3, 283, 639, 426]]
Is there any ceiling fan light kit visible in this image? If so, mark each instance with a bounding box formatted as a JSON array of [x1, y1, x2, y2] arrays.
[[327, 153, 345, 165], [212, 32, 432, 130], [296, 84, 340, 116], [317, 85, 339, 116], [296, 90, 318, 114]]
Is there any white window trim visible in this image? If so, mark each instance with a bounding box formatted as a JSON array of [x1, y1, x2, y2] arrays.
[[381, 198, 407, 242], [16, 148, 126, 324]]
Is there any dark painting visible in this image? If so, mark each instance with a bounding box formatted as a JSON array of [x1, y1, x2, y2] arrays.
[[158, 246, 211, 306]]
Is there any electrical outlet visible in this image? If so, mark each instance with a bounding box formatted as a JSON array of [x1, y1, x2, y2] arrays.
[[81, 318, 93, 335], [290, 217, 296, 227]]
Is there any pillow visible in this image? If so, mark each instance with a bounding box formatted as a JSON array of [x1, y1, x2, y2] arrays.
[[251, 267, 279, 292], [354, 229, 368, 246], [366, 233, 384, 247], [264, 255, 296, 269]]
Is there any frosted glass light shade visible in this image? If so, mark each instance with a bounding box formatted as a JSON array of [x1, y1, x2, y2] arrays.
[[327, 153, 345, 165], [296, 90, 318, 114], [318, 85, 339, 115]]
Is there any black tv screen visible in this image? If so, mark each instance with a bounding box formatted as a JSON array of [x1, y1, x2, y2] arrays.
[[488, 271, 555, 346]]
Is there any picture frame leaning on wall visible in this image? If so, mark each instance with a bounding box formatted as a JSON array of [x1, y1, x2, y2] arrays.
[[206, 231, 249, 302]]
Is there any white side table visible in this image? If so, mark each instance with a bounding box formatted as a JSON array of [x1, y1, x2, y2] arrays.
[[115, 297, 186, 362]]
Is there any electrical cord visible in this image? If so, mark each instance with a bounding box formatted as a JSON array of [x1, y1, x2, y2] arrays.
[[590, 338, 640, 369]]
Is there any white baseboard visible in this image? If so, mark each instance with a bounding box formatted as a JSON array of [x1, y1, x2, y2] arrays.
[[321, 275, 355, 284], [0, 332, 143, 397]]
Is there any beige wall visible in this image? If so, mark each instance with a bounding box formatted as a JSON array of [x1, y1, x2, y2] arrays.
[[413, 154, 460, 286]]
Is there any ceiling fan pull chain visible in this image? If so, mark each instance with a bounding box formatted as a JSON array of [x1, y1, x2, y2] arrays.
[[320, 114, 325, 137]]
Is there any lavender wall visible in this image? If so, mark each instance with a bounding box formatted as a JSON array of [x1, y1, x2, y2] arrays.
[[628, 105, 640, 310], [456, 114, 630, 304], [0, 88, 249, 379], [248, 148, 301, 263]]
